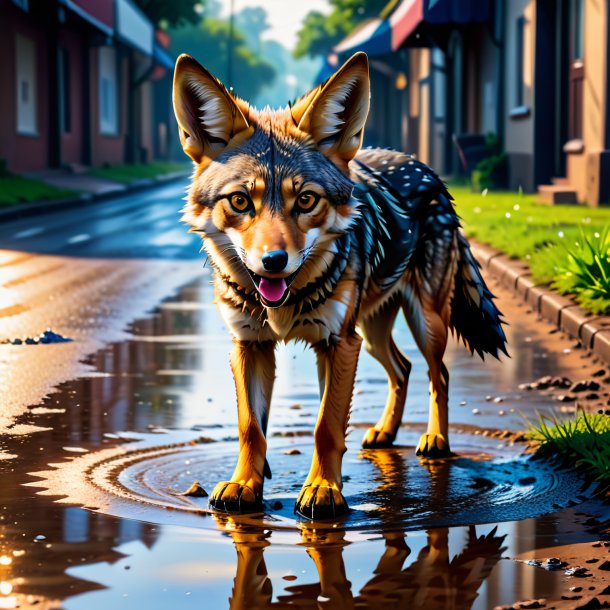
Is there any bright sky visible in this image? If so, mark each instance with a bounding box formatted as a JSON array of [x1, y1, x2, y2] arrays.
[[218, 0, 331, 50]]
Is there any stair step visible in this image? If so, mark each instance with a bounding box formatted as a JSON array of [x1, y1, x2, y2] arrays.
[[551, 176, 570, 186], [538, 184, 578, 205]]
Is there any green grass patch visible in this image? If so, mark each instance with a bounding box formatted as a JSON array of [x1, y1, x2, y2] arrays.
[[528, 411, 610, 494], [449, 183, 610, 313], [88, 162, 189, 184], [0, 176, 77, 207]]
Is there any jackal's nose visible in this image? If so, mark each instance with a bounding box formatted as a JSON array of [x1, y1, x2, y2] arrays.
[[262, 250, 288, 273]]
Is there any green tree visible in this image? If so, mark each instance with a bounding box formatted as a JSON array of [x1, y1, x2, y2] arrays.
[[133, 0, 203, 28], [169, 17, 276, 100], [294, 0, 389, 58], [234, 6, 270, 53]]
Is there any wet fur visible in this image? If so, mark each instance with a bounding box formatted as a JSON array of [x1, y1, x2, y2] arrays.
[[173, 53, 508, 519]]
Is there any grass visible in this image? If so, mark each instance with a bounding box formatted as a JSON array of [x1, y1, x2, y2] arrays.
[[88, 162, 189, 184], [0, 176, 77, 207], [449, 183, 610, 313], [528, 411, 610, 495]]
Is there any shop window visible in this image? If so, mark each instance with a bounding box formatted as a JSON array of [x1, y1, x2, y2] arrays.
[[58, 48, 71, 134], [99, 46, 118, 136]]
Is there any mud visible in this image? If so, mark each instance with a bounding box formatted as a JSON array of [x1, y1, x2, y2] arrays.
[[1, 272, 610, 609]]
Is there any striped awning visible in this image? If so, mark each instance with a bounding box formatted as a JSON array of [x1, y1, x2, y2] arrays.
[[333, 0, 491, 58]]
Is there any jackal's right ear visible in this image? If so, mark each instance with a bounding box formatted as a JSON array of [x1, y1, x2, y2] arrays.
[[173, 54, 251, 164], [295, 52, 370, 168]]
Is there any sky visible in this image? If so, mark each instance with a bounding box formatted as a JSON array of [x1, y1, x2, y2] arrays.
[[218, 0, 331, 50]]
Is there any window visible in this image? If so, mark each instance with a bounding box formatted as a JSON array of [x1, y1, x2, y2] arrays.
[[58, 48, 71, 134], [15, 34, 37, 135], [99, 46, 118, 135], [568, 0, 584, 140], [515, 16, 525, 107]]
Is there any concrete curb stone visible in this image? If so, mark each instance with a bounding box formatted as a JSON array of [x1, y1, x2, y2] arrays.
[[0, 170, 190, 223], [471, 242, 610, 366]]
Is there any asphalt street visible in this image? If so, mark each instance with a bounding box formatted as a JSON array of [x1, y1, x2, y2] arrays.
[[0, 179, 201, 259]]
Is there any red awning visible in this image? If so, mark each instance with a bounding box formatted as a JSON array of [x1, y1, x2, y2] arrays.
[[390, 0, 424, 50], [60, 0, 114, 36]]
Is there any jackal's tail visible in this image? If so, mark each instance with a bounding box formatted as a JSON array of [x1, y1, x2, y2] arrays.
[[450, 233, 508, 359]]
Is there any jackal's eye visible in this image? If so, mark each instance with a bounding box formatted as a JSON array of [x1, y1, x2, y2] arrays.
[[228, 192, 253, 213], [296, 191, 320, 213]]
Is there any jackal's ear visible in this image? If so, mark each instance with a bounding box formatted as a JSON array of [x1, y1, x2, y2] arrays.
[[296, 52, 370, 167], [173, 54, 251, 164]]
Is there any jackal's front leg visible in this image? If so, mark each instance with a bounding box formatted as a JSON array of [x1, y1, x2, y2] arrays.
[[209, 340, 275, 513], [295, 332, 362, 519]]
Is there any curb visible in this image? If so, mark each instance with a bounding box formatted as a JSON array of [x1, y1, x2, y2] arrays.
[[0, 170, 191, 222], [471, 242, 610, 366]]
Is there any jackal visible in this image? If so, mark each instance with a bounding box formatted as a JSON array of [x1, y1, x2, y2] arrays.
[[173, 51, 507, 519]]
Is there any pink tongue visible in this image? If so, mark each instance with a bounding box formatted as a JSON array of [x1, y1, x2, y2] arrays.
[[258, 277, 287, 302]]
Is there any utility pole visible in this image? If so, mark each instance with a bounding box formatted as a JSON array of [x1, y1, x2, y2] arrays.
[[227, 0, 235, 89]]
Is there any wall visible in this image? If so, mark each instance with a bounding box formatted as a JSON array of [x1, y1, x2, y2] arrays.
[[0, 3, 49, 172], [566, 0, 609, 205], [504, 0, 536, 191]]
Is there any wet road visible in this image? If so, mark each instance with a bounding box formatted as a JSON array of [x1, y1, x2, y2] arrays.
[[1, 180, 610, 609], [0, 179, 199, 260]]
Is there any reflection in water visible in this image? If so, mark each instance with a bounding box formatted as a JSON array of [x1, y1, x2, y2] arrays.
[[223, 523, 505, 609]]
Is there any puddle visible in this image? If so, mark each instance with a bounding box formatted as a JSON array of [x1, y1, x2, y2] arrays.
[[29, 432, 586, 535], [1, 274, 609, 609]]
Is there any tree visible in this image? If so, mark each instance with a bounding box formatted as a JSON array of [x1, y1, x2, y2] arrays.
[[169, 17, 276, 100], [133, 0, 203, 28], [294, 0, 389, 58], [234, 6, 271, 53]]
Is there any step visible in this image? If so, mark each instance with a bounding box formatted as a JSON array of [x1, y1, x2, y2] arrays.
[[537, 184, 578, 205], [551, 176, 570, 186]]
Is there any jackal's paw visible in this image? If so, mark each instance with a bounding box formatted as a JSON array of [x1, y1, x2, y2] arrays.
[[416, 433, 454, 459], [361, 427, 395, 448], [295, 483, 348, 520], [208, 480, 262, 513]]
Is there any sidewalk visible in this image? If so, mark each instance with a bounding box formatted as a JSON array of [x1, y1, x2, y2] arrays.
[[0, 167, 191, 222]]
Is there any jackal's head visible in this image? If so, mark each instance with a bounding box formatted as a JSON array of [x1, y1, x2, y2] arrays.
[[173, 53, 369, 307]]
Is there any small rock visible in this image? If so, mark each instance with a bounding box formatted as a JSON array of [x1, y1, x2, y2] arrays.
[[565, 567, 592, 577], [284, 448, 302, 455], [571, 587, 584, 592], [178, 481, 208, 497], [459, 400, 467, 406], [282, 574, 297, 581], [556, 394, 576, 403], [289, 404, 303, 410], [472, 408, 481, 415], [271, 501, 283, 510], [599, 561, 610, 571], [585, 393, 600, 400], [592, 369, 607, 378], [570, 380, 601, 393]]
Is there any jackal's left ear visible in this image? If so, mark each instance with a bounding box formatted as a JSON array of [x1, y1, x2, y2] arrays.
[[173, 54, 251, 164], [296, 52, 370, 167]]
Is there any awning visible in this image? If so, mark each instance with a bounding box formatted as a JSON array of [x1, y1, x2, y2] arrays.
[[115, 0, 154, 56], [153, 42, 174, 70], [334, 18, 392, 57], [333, 0, 492, 57], [59, 0, 114, 37]]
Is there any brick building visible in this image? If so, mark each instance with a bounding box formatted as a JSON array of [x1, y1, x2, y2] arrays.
[[0, 0, 175, 173]]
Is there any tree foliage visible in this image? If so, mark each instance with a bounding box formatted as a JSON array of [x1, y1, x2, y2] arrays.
[[294, 0, 389, 58], [133, 0, 203, 28], [169, 17, 276, 100]]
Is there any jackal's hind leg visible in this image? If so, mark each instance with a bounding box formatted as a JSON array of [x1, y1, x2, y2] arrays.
[[209, 340, 275, 513], [359, 304, 411, 448], [403, 285, 453, 459]]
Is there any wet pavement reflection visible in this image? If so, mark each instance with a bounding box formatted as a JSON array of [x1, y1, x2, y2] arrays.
[[1, 273, 609, 609]]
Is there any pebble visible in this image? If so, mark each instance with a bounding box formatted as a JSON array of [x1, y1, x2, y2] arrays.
[[1, 329, 73, 345], [178, 481, 208, 497], [472, 408, 481, 415], [284, 448, 302, 455]]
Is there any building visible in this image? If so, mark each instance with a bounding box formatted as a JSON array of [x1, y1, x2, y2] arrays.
[[327, 0, 610, 206], [0, 0, 175, 173]]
